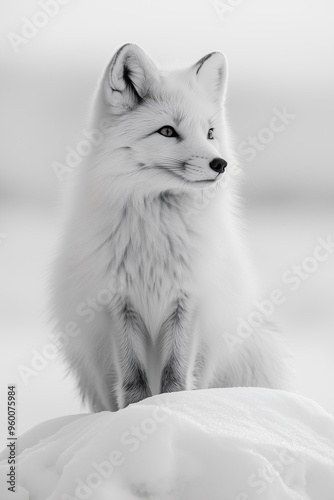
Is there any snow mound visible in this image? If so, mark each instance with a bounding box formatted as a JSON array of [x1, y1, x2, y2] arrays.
[[1, 388, 334, 499]]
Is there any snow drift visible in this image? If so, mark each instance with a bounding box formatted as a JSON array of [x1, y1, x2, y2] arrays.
[[1, 388, 334, 499]]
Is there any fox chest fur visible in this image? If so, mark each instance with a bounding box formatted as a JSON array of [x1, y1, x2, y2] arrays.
[[96, 193, 203, 337]]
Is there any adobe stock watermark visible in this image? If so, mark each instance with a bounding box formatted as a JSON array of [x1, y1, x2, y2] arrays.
[[183, 106, 295, 220], [61, 403, 169, 500], [17, 272, 128, 385], [238, 107, 296, 162], [212, 0, 245, 22], [224, 235, 334, 351], [236, 448, 300, 499], [7, 0, 73, 53], [52, 117, 113, 181]]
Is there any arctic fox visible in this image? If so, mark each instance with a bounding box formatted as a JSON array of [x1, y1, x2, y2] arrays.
[[53, 43, 290, 411]]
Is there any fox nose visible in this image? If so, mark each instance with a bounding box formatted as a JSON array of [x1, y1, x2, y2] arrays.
[[209, 157, 228, 174]]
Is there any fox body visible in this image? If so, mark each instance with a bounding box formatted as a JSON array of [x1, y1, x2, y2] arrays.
[[53, 44, 289, 411]]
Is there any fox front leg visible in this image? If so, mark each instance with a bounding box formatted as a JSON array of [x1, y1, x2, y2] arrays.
[[159, 294, 197, 394], [112, 299, 152, 409]]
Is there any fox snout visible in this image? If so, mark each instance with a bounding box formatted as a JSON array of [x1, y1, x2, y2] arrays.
[[210, 157, 228, 174], [181, 154, 228, 184]]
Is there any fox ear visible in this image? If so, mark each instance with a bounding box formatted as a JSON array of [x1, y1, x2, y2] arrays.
[[193, 52, 227, 105], [104, 43, 159, 114]]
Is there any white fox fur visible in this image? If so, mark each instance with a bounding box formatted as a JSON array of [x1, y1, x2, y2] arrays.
[[53, 43, 290, 411]]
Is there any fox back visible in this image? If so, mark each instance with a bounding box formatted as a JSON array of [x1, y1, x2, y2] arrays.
[[53, 44, 290, 411]]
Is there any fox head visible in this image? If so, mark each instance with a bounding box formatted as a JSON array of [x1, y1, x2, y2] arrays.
[[92, 43, 234, 196]]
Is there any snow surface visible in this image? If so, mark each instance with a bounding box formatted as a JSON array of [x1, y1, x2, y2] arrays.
[[1, 388, 334, 500]]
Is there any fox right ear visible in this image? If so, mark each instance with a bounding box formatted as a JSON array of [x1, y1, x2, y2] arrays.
[[192, 51, 228, 105], [104, 43, 159, 114]]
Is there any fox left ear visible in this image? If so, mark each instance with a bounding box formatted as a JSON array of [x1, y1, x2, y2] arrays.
[[104, 43, 160, 114], [192, 52, 227, 105]]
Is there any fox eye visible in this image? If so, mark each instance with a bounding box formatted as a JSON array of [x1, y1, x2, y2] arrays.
[[157, 126, 178, 138], [207, 128, 214, 140]]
